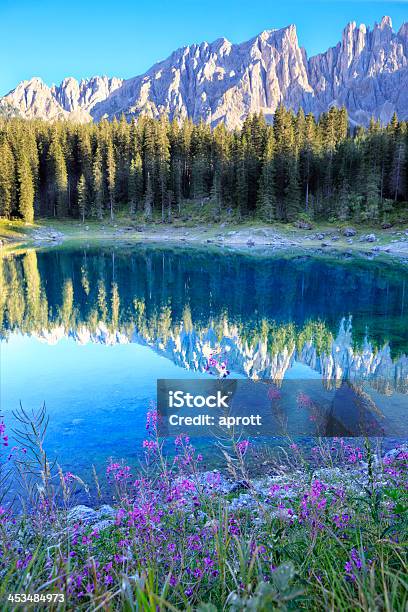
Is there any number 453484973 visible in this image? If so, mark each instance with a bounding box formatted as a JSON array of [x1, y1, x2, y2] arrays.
[[8, 593, 65, 603]]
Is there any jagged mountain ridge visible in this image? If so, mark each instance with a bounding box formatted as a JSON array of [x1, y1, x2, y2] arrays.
[[2, 16, 408, 127], [31, 317, 408, 390]]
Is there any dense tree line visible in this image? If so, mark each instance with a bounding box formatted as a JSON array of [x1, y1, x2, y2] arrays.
[[0, 107, 407, 224]]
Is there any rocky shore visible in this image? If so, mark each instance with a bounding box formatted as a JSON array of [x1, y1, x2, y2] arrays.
[[4, 220, 408, 260], [66, 444, 407, 530]]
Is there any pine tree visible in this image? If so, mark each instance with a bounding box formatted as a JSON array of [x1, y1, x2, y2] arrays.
[[0, 111, 406, 224], [191, 152, 206, 203], [47, 130, 68, 217], [128, 153, 143, 215], [390, 129, 406, 202], [300, 113, 318, 212], [0, 139, 15, 218], [235, 136, 248, 218], [273, 105, 300, 221], [156, 117, 170, 222], [144, 172, 153, 221], [142, 118, 157, 211], [106, 137, 116, 220], [78, 128, 93, 204], [93, 145, 104, 219], [166, 189, 174, 223], [17, 151, 35, 223], [114, 114, 130, 203], [257, 129, 276, 222], [210, 168, 222, 221], [77, 173, 87, 223]]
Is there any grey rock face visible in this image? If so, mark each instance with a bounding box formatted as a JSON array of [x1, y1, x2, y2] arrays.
[[2, 17, 407, 127], [308, 17, 408, 126], [2, 76, 123, 122]]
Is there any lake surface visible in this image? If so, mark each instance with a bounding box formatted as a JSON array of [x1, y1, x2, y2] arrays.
[[1, 244, 407, 476]]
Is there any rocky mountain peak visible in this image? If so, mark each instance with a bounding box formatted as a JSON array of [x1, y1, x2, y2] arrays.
[[379, 15, 393, 30], [2, 16, 407, 127]]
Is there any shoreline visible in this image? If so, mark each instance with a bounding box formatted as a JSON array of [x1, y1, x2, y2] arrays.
[[1, 218, 408, 260]]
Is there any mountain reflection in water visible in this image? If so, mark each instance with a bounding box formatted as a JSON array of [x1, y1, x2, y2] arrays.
[[1, 245, 407, 469]]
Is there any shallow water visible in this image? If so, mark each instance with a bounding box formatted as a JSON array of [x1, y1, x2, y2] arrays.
[[1, 244, 407, 476]]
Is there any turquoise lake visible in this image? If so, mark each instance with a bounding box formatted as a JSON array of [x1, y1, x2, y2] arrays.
[[1, 245, 407, 477]]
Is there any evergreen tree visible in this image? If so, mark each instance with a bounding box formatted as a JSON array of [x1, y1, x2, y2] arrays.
[[390, 129, 406, 202], [210, 168, 222, 221], [93, 145, 104, 219], [78, 128, 93, 204], [257, 129, 276, 222], [235, 136, 248, 218], [77, 173, 87, 223], [156, 117, 170, 221], [144, 172, 153, 221], [47, 130, 68, 217], [106, 137, 116, 220], [128, 153, 143, 215], [0, 139, 15, 218], [17, 151, 35, 223], [0, 111, 406, 224]]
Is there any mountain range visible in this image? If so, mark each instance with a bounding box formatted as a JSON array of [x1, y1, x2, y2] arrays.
[[2, 16, 408, 128]]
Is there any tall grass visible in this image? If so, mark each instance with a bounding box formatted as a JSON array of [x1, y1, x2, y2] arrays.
[[0, 405, 407, 611]]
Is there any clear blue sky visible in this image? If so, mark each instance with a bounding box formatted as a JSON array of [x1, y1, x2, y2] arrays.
[[1, 0, 407, 96]]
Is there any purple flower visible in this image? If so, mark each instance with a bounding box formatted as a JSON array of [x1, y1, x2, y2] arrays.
[[268, 387, 282, 401], [142, 439, 157, 451], [237, 440, 250, 456]]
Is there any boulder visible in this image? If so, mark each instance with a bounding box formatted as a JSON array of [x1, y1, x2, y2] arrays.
[[342, 227, 356, 237], [91, 519, 114, 532], [295, 220, 313, 230], [66, 503, 116, 525], [98, 504, 116, 518], [359, 233, 377, 243], [67, 505, 98, 524], [383, 445, 408, 462]]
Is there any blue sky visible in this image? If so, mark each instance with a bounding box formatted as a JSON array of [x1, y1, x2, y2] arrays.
[[1, 0, 407, 96]]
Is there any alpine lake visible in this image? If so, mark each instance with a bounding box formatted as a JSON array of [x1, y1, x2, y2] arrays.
[[1, 242, 407, 481]]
